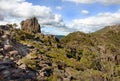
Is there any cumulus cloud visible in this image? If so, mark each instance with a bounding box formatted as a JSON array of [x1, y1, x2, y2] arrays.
[[81, 10, 90, 15], [56, 6, 62, 10], [63, 0, 120, 4], [11, 3, 53, 18], [1, 0, 120, 35], [66, 10, 120, 33], [2, 0, 53, 18], [0, 11, 4, 20], [0, 0, 65, 29], [39, 14, 65, 28]]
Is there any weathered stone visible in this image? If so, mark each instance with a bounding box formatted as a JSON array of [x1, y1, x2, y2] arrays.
[[19, 64, 26, 69], [0, 60, 13, 65], [4, 45, 13, 51], [9, 50, 19, 56], [21, 17, 41, 33], [0, 24, 11, 30]]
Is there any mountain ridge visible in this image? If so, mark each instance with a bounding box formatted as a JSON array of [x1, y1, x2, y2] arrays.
[[0, 17, 120, 81]]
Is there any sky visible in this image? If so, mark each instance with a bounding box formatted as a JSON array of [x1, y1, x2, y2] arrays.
[[0, 0, 120, 35]]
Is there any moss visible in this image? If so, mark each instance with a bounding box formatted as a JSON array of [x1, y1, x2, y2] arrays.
[[47, 75, 57, 81], [21, 57, 37, 70]]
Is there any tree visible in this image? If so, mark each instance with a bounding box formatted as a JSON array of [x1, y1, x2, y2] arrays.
[[12, 23, 18, 29]]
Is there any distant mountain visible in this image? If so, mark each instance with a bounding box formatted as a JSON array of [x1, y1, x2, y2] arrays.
[[55, 35, 65, 39]]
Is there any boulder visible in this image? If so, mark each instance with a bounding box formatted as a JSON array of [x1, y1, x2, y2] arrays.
[[4, 45, 13, 52], [21, 17, 41, 33], [9, 50, 19, 56]]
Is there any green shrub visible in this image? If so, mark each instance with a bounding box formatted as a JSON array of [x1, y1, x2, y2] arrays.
[[115, 65, 120, 76], [21, 57, 37, 70], [47, 75, 57, 81]]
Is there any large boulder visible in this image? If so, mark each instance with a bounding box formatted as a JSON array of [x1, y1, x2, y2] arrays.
[[21, 17, 41, 33]]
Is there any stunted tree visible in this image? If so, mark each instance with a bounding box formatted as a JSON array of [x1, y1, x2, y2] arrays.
[[12, 23, 18, 29]]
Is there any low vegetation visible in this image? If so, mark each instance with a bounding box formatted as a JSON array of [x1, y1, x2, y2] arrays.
[[1, 24, 120, 81]]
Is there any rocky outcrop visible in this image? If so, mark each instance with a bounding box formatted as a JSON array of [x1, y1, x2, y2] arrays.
[[0, 24, 60, 81], [0, 24, 12, 30], [0, 59, 37, 81], [21, 17, 41, 33], [0, 27, 37, 81]]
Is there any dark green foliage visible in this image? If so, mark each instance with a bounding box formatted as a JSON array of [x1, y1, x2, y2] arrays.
[[55, 35, 65, 39]]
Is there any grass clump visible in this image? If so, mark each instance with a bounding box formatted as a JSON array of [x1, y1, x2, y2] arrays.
[[21, 57, 37, 70], [46, 48, 80, 68], [47, 75, 57, 81]]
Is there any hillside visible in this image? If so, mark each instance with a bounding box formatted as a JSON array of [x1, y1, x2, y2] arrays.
[[0, 17, 120, 81], [61, 24, 120, 81], [55, 35, 65, 39]]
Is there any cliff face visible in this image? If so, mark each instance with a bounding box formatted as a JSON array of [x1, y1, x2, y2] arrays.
[[21, 17, 41, 33], [0, 18, 120, 81]]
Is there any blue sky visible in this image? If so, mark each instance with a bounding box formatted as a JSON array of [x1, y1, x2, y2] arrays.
[[27, 0, 120, 21], [0, 0, 120, 35]]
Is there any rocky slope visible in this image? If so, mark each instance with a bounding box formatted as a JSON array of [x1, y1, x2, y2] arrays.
[[0, 17, 120, 81], [61, 25, 120, 81]]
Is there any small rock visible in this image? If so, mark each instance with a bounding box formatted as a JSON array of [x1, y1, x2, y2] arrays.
[[9, 50, 19, 56], [4, 45, 13, 51], [19, 64, 26, 69], [2, 70, 10, 78]]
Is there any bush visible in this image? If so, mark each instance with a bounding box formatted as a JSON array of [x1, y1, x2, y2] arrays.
[[21, 57, 37, 70], [47, 75, 57, 81]]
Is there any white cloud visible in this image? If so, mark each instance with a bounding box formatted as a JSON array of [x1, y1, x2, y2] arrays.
[[66, 10, 120, 33], [81, 10, 90, 15], [39, 14, 65, 28], [0, 0, 65, 30], [0, 0, 53, 18], [56, 6, 62, 10], [100, 0, 120, 5], [1, 0, 120, 35], [63, 0, 120, 4], [11, 3, 53, 18], [0, 11, 4, 20], [63, 0, 97, 4]]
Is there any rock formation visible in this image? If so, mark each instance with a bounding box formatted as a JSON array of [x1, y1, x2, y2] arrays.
[[21, 17, 41, 33]]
